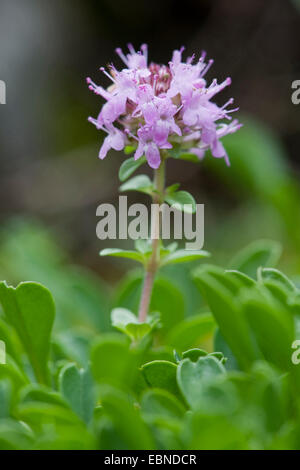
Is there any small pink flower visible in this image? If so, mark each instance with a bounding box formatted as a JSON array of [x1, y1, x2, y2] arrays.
[[87, 121, 125, 160], [135, 126, 171, 169], [152, 97, 181, 146]]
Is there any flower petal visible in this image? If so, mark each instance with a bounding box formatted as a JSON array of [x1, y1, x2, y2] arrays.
[[111, 131, 125, 151], [154, 120, 169, 145], [134, 141, 144, 160], [99, 135, 111, 160], [146, 143, 161, 169]]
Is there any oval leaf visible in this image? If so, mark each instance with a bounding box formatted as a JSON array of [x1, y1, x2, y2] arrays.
[[229, 240, 282, 278], [59, 364, 94, 424], [111, 308, 151, 341], [161, 249, 210, 266], [100, 248, 145, 264], [120, 175, 154, 194], [0, 281, 55, 385], [165, 191, 196, 214], [141, 360, 179, 397], [119, 156, 146, 182], [177, 356, 225, 409]]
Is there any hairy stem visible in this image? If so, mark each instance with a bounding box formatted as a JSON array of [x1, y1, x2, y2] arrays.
[[138, 157, 165, 322]]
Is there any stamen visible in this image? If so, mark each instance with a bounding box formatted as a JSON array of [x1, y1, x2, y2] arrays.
[[86, 77, 96, 87], [226, 106, 239, 114], [86, 77, 111, 99], [221, 98, 234, 110], [127, 43, 135, 54], [200, 50, 207, 62], [115, 48, 129, 66], [200, 59, 214, 77], [187, 54, 195, 64], [124, 128, 138, 141], [87, 117, 106, 131], [141, 44, 148, 63], [100, 67, 116, 83], [206, 77, 231, 99]]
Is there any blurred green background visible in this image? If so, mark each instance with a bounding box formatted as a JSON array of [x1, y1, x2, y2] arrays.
[[0, 0, 299, 330]]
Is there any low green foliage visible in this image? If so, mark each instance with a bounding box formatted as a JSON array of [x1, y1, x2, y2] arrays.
[[0, 227, 300, 449]]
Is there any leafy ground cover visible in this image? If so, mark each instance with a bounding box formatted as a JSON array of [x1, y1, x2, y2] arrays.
[[0, 228, 299, 450]]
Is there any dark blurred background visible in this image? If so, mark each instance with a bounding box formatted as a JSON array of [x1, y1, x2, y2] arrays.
[[0, 0, 299, 284]]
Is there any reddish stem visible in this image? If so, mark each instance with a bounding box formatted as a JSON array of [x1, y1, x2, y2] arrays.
[[138, 158, 165, 322]]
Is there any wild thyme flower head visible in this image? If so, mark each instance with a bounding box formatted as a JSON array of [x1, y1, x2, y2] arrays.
[[87, 44, 241, 169]]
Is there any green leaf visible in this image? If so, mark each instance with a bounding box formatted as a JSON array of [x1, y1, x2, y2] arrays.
[[0, 419, 34, 450], [0, 317, 23, 367], [0, 381, 11, 418], [184, 412, 245, 449], [250, 362, 288, 434], [258, 268, 297, 293], [59, 364, 94, 424], [225, 270, 256, 287], [149, 278, 185, 335], [100, 248, 145, 264], [0, 355, 28, 391], [209, 352, 227, 364], [240, 288, 294, 371], [52, 330, 92, 367], [111, 307, 138, 329], [229, 240, 282, 278], [162, 263, 205, 317], [99, 385, 155, 450], [164, 242, 178, 253], [182, 348, 208, 362], [165, 183, 180, 194], [159, 242, 178, 258], [91, 333, 140, 390], [141, 389, 186, 420], [16, 402, 83, 427], [20, 384, 67, 407], [141, 360, 179, 397], [165, 190, 196, 213], [119, 156, 146, 181], [161, 249, 210, 266], [214, 329, 240, 371], [193, 265, 261, 370], [166, 313, 216, 351], [111, 308, 151, 341], [181, 349, 226, 365], [134, 239, 152, 254], [0, 281, 55, 385], [177, 356, 226, 410], [119, 175, 154, 194], [169, 146, 200, 164], [260, 280, 290, 304]]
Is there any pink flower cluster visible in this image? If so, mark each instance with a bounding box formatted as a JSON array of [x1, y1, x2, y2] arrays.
[[87, 44, 241, 169]]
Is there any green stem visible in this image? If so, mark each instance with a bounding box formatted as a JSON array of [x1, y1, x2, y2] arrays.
[[138, 156, 165, 322]]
